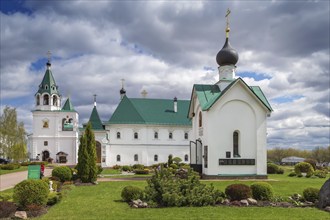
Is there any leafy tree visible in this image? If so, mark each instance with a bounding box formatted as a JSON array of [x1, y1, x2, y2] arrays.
[[76, 122, 97, 183], [0, 106, 27, 161]]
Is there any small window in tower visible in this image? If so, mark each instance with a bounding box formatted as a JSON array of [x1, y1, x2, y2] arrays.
[[169, 132, 173, 139], [117, 132, 121, 139], [116, 155, 121, 162], [134, 132, 138, 139], [45, 85, 48, 90], [154, 131, 158, 139], [44, 141, 48, 146], [134, 154, 138, 162], [36, 95, 40, 106], [184, 154, 189, 162], [154, 154, 158, 162], [53, 95, 58, 106], [184, 132, 188, 140]]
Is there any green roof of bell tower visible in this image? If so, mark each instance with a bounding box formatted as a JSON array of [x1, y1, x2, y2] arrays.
[[36, 62, 60, 96], [88, 105, 105, 130], [62, 98, 75, 112]]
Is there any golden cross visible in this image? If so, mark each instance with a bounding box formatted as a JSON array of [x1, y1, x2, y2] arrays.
[[47, 50, 52, 62], [225, 8, 231, 29]]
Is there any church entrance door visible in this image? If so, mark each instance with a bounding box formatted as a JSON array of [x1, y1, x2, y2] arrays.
[[42, 150, 50, 161]]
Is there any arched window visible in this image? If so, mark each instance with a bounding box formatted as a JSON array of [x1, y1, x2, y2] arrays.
[[233, 131, 240, 157], [117, 132, 121, 139], [184, 154, 189, 162], [198, 112, 202, 127], [184, 132, 188, 140], [116, 155, 121, 162], [154, 154, 158, 162], [45, 85, 48, 90], [134, 132, 138, 139], [43, 94, 49, 105], [169, 132, 173, 139], [53, 95, 58, 106], [62, 117, 73, 131], [154, 132, 158, 139], [36, 95, 40, 105], [134, 154, 138, 162]]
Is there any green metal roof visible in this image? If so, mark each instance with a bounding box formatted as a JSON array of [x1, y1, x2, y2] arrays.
[[62, 98, 75, 112], [191, 78, 272, 112], [36, 67, 60, 96], [88, 106, 105, 130], [108, 96, 191, 126]]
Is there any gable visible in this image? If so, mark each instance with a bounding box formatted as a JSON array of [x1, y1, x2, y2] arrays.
[[188, 78, 272, 118]]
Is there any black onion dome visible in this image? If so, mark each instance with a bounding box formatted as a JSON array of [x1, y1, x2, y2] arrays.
[[216, 38, 239, 66]]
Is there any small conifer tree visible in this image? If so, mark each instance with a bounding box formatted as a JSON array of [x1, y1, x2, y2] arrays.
[[85, 122, 98, 182], [77, 135, 89, 182]]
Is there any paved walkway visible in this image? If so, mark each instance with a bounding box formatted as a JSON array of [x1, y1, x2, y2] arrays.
[[0, 167, 53, 191]]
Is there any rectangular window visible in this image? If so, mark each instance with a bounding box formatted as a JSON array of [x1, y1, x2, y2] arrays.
[[154, 132, 158, 139], [184, 132, 188, 140], [169, 132, 173, 139], [226, 151, 231, 158], [134, 132, 138, 139], [219, 159, 255, 166], [44, 141, 48, 146]]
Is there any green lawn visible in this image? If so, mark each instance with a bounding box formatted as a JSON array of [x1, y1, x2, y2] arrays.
[[0, 166, 28, 175], [100, 168, 122, 175], [38, 171, 330, 220]]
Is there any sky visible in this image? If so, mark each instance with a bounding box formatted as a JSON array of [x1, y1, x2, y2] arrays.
[[0, 0, 329, 150]]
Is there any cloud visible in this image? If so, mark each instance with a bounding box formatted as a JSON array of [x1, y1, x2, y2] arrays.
[[0, 1, 329, 150]]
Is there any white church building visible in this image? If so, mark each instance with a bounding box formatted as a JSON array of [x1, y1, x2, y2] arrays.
[[28, 13, 272, 178], [188, 19, 272, 178]]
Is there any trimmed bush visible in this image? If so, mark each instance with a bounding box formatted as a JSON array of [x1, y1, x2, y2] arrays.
[[172, 157, 182, 164], [277, 167, 284, 174], [303, 187, 319, 203], [121, 186, 144, 202], [251, 182, 274, 201], [288, 172, 296, 177], [267, 163, 283, 174], [132, 164, 144, 170], [47, 192, 61, 206], [122, 165, 133, 172], [225, 184, 252, 201], [294, 162, 314, 176], [97, 165, 103, 175], [112, 164, 121, 170], [304, 159, 317, 170], [13, 179, 49, 208], [52, 166, 72, 182], [134, 169, 149, 174], [0, 163, 20, 170], [314, 170, 327, 178]]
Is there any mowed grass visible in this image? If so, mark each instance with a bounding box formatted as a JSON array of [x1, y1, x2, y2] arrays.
[[39, 171, 330, 220], [0, 166, 28, 175]]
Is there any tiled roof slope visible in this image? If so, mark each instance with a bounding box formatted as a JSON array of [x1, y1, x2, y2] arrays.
[[108, 96, 191, 126], [62, 98, 75, 112], [193, 78, 272, 112], [88, 106, 105, 130], [36, 68, 60, 95]]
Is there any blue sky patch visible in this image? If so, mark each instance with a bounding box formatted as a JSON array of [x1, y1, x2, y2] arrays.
[[237, 71, 272, 81], [0, 0, 32, 15], [271, 95, 304, 104]]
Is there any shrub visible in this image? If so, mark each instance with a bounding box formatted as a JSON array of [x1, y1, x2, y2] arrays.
[[47, 192, 61, 206], [0, 193, 12, 202], [277, 167, 284, 174], [13, 179, 49, 208], [225, 184, 252, 201], [314, 170, 327, 178], [112, 164, 121, 170], [145, 167, 225, 207], [294, 162, 314, 176], [1, 163, 20, 170], [170, 163, 178, 169], [0, 201, 17, 218], [122, 165, 133, 172], [288, 172, 296, 177], [20, 162, 30, 166], [303, 187, 319, 203], [132, 164, 144, 170], [52, 166, 72, 182], [267, 163, 277, 174], [172, 157, 182, 164], [97, 165, 103, 175], [304, 159, 317, 170], [250, 182, 274, 201], [134, 169, 149, 174], [121, 186, 144, 202], [297, 173, 303, 178]]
